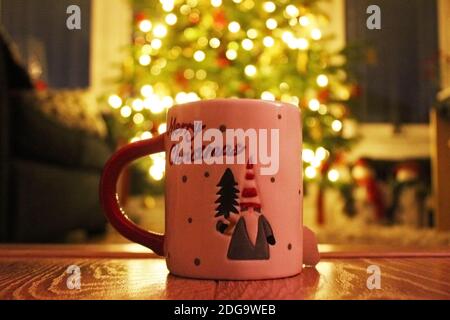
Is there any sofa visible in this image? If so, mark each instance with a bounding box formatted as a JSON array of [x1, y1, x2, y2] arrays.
[[0, 31, 111, 242]]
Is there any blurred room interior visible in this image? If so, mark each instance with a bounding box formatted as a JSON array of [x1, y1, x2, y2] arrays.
[[0, 0, 449, 248]]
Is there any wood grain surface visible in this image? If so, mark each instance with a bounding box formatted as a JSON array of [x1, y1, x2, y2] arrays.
[[1, 251, 450, 299]]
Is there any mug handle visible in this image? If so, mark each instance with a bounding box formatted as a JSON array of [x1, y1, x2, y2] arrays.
[[99, 134, 165, 256]]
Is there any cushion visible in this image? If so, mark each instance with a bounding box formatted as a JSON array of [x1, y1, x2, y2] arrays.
[[17, 89, 107, 138], [10, 89, 111, 170]]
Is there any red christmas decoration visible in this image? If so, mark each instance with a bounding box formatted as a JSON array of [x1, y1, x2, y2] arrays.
[[189, 12, 200, 25], [175, 71, 189, 89], [213, 10, 227, 30], [352, 159, 385, 221], [216, 52, 230, 68], [239, 83, 251, 93], [34, 79, 48, 91], [350, 84, 363, 98], [318, 88, 330, 102], [135, 12, 146, 23]]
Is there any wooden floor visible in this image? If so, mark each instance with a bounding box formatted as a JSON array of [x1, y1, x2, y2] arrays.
[[0, 244, 449, 300]]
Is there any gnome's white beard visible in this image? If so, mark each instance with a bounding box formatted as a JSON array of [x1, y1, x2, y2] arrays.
[[242, 209, 261, 246]]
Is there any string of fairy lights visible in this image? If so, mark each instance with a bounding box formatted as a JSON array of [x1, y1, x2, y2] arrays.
[[107, 0, 355, 185]]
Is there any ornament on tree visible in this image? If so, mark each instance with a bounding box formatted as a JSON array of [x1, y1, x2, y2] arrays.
[[134, 12, 146, 23], [213, 9, 227, 30], [175, 70, 189, 89], [188, 12, 200, 25], [318, 89, 330, 102], [216, 52, 230, 68]]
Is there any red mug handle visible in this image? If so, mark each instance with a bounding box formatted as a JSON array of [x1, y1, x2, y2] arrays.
[[99, 134, 165, 256]]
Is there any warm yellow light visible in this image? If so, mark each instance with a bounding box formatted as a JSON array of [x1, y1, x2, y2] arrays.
[[120, 105, 132, 118], [175, 92, 187, 104], [289, 18, 298, 26], [158, 123, 167, 134], [165, 13, 177, 25], [193, 50, 206, 62], [153, 24, 167, 38], [141, 85, 153, 97], [311, 28, 322, 40], [151, 151, 166, 161], [232, 0, 242, 3], [299, 16, 310, 27], [149, 165, 164, 181], [315, 147, 329, 161], [282, 31, 294, 43], [332, 120, 343, 132], [244, 65, 257, 77], [305, 166, 317, 179], [338, 87, 351, 100], [141, 131, 153, 140], [209, 37, 221, 48], [241, 38, 254, 51], [225, 49, 237, 60], [328, 169, 340, 182], [297, 38, 309, 50], [198, 37, 208, 47], [108, 95, 122, 109], [302, 149, 315, 163], [228, 21, 241, 33], [247, 29, 258, 39], [308, 98, 320, 111], [187, 0, 198, 7], [266, 18, 278, 30], [228, 41, 239, 50], [132, 99, 144, 112], [311, 157, 322, 168], [142, 44, 152, 54], [150, 101, 165, 114], [290, 96, 300, 105], [151, 39, 162, 50], [285, 5, 299, 17], [139, 54, 151, 66], [180, 4, 190, 15], [263, 1, 276, 13], [211, 0, 222, 7], [318, 104, 328, 115], [261, 91, 275, 101], [263, 36, 274, 47], [196, 69, 207, 80], [161, 0, 175, 12], [184, 69, 194, 79], [175, 91, 200, 104], [317, 74, 329, 87], [161, 96, 174, 109], [139, 20, 152, 32], [133, 113, 145, 124]]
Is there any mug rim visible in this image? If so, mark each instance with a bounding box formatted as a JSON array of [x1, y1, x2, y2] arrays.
[[169, 98, 300, 113]]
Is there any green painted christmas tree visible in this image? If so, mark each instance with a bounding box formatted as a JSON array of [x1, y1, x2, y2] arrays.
[[107, 0, 359, 188]]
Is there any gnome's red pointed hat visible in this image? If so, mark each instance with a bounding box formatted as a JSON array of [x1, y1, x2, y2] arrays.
[[240, 161, 261, 211]]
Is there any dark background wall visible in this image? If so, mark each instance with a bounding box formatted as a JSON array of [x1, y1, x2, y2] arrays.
[[346, 0, 439, 124], [0, 0, 91, 88]]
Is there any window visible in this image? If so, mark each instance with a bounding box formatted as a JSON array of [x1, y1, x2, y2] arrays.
[[1, 0, 91, 88], [346, 0, 439, 124]]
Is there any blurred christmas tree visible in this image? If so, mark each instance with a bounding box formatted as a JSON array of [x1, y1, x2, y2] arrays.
[[106, 0, 359, 194]]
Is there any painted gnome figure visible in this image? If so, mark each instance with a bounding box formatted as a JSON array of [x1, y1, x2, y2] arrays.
[[216, 163, 276, 260]]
